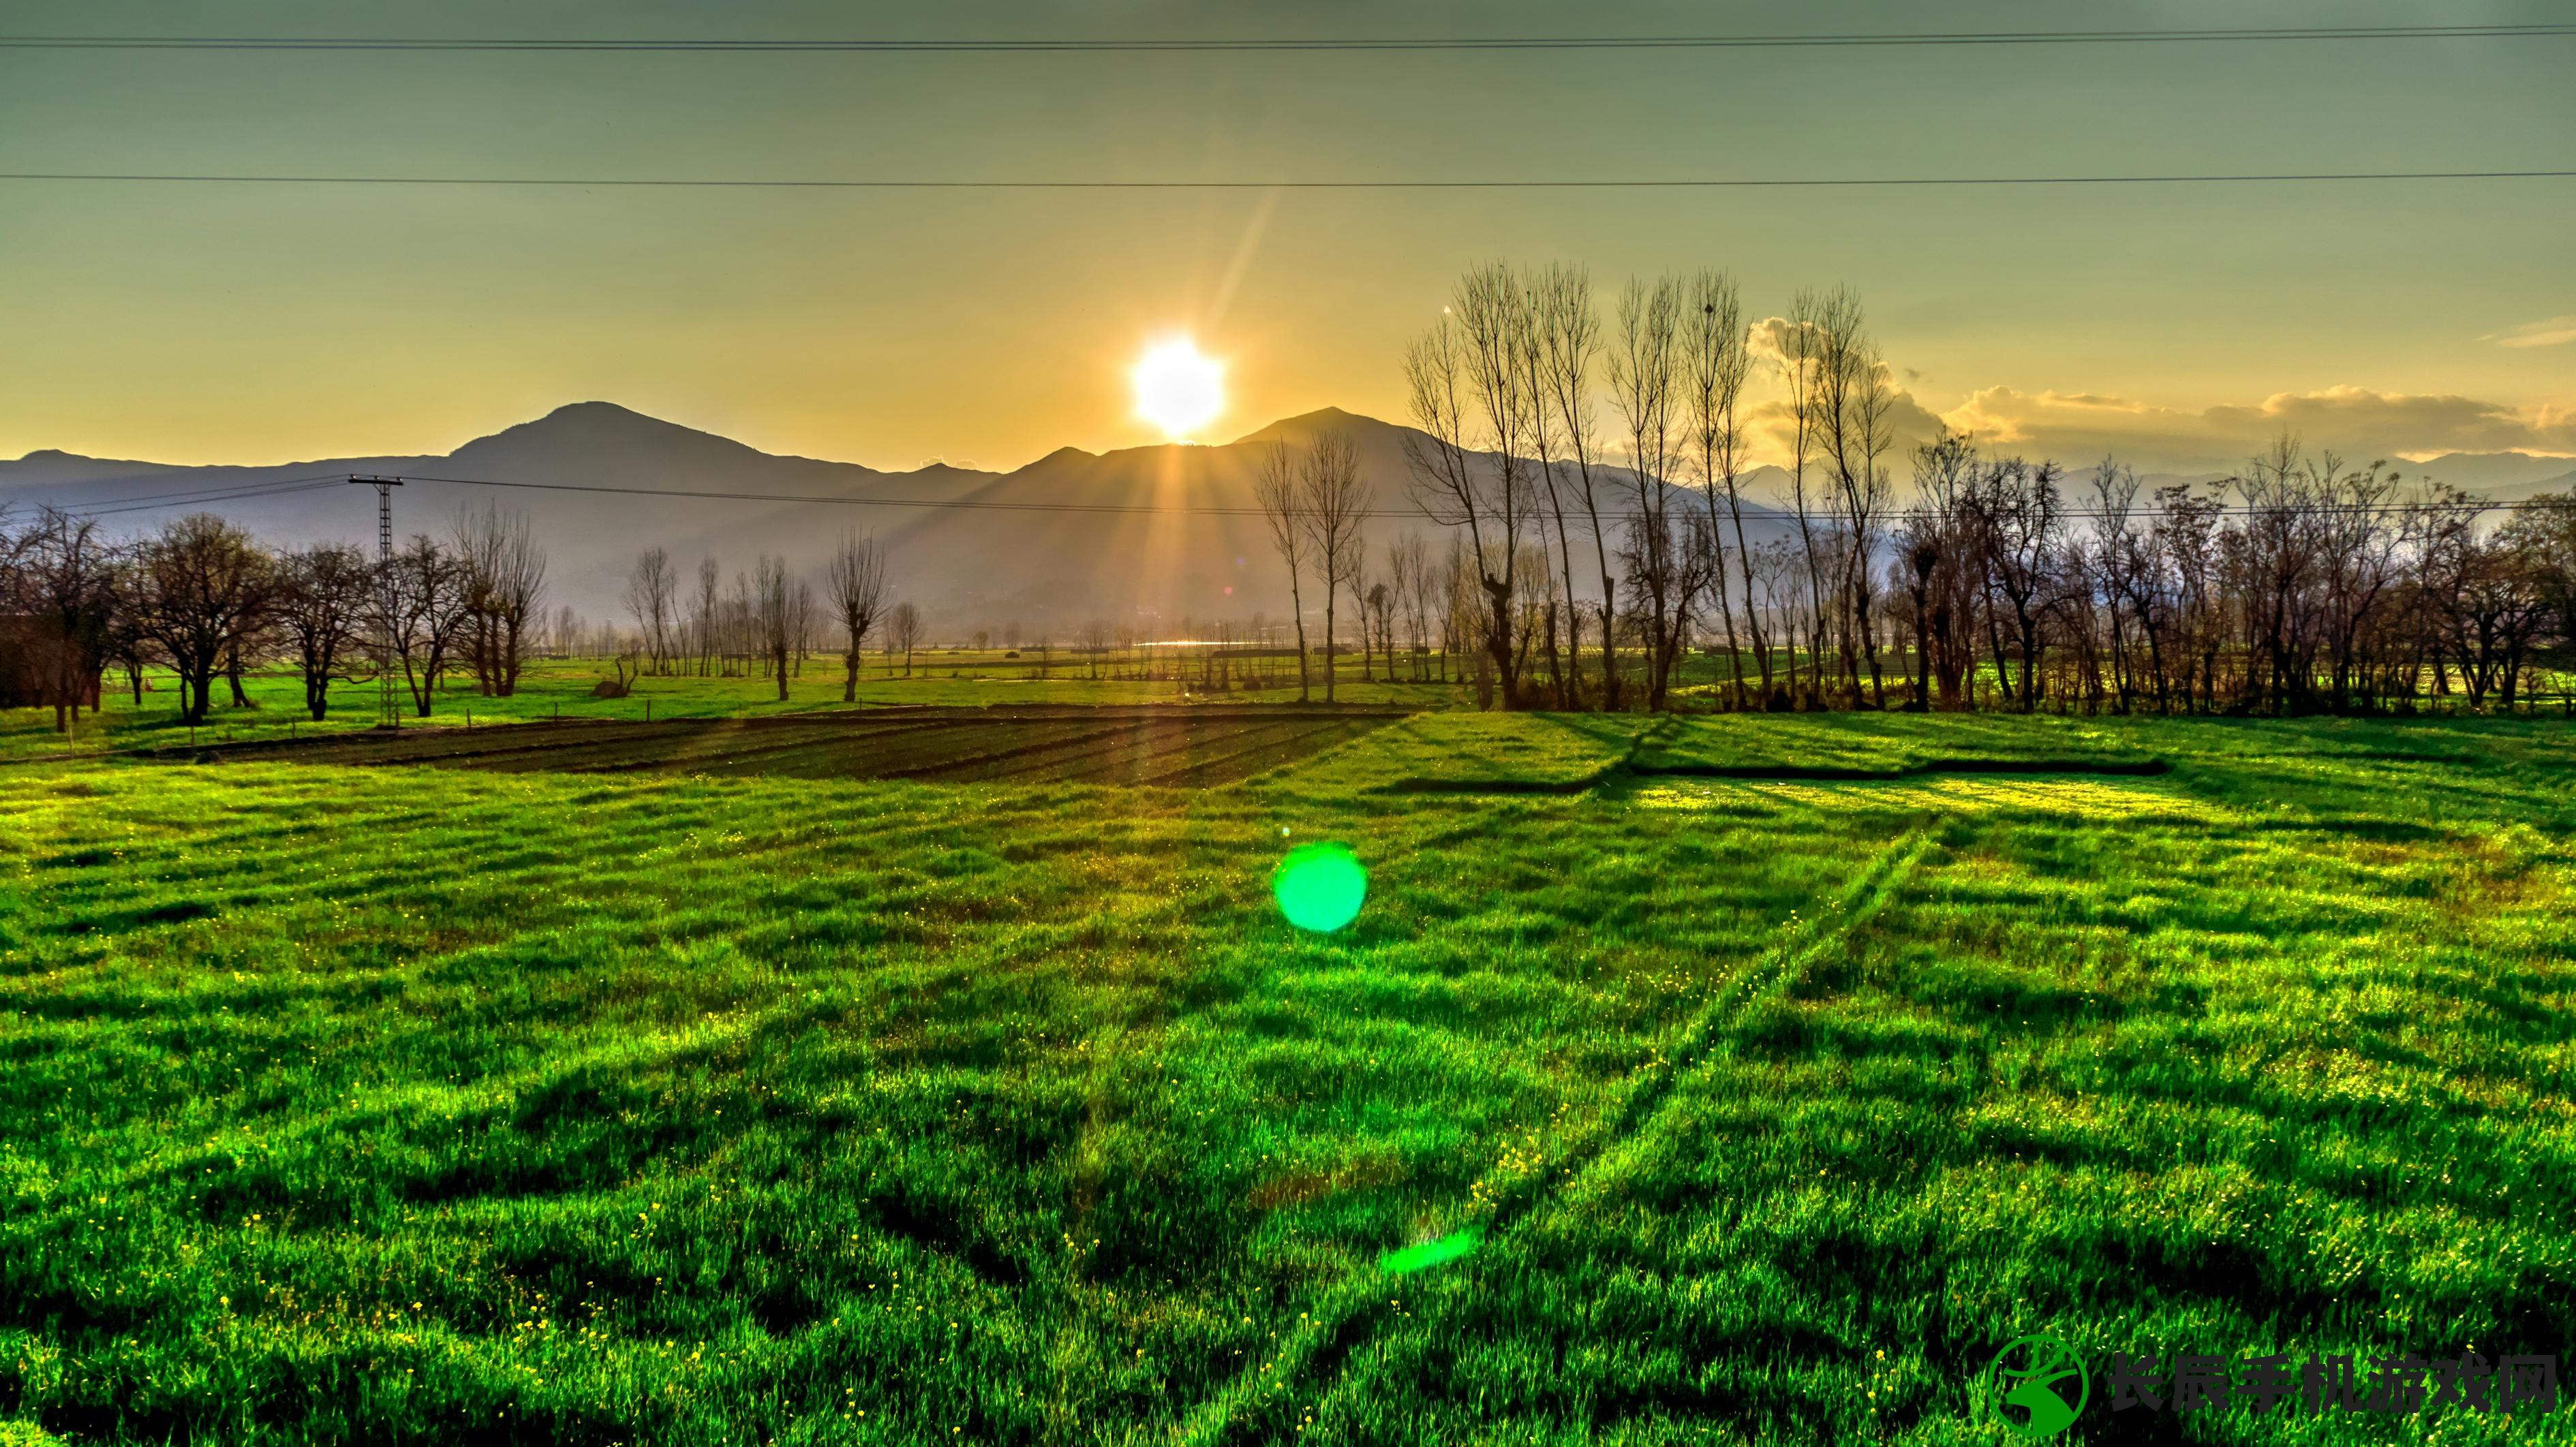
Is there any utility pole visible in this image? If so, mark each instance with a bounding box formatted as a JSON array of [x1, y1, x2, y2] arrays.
[[352, 476, 403, 726]]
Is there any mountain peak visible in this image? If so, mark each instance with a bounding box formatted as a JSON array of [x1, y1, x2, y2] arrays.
[[448, 401, 777, 468], [1227, 406, 1390, 446], [519, 399, 740, 442], [1024, 445, 1097, 468]]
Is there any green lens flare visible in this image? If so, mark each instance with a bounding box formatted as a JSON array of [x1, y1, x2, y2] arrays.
[[1380, 1225, 1482, 1275], [1273, 841, 1367, 933]]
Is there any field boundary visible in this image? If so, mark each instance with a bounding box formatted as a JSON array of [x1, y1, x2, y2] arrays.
[[1631, 756, 2172, 781], [1379, 743, 2168, 794], [1177, 826, 1937, 1446], [82, 704, 1422, 785], [27, 702, 1422, 766]]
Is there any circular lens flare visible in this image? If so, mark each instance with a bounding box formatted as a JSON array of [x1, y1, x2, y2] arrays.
[[1274, 841, 1366, 933], [1133, 338, 1225, 439]]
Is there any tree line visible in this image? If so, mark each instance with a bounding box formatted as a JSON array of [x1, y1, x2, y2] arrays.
[[618, 535, 907, 702], [15, 287, 2571, 726], [1364, 260, 2576, 715], [0, 503, 550, 728]]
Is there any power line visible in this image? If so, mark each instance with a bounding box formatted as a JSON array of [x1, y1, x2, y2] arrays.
[[4, 22, 2570, 52], [5, 168, 2573, 191], [70, 476, 350, 518], [74, 469, 355, 510], [337, 469, 2576, 524], [52, 463, 2569, 527], [390, 470, 1323, 516]]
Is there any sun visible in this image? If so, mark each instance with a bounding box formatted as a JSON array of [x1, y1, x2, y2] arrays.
[[1133, 337, 1225, 439]]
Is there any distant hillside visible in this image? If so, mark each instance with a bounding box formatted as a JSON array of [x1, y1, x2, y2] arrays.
[[12, 403, 2563, 634], [0, 402, 1790, 634], [2398, 451, 2576, 498]]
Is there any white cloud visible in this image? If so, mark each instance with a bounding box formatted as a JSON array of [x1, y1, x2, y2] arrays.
[[1937, 385, 2576, 473], [2485, 315, 2576, 349]]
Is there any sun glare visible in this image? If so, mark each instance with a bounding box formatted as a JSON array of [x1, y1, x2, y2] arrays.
[[1133, 338, 1225, 439]]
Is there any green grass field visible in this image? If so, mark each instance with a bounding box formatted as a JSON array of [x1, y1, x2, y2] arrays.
[[1, 654, 1462, 767], [2, 687, 2571, 1444]]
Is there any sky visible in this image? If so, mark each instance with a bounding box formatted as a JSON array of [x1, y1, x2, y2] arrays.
[[1, 0, 2572, 477]]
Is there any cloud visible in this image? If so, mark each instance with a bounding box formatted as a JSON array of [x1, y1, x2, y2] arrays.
[[1745, 314, 1803, 366], [1938, 385, 2576, 473], [1744, 385, 1948, 467], [2485, 315, 2576, 349]]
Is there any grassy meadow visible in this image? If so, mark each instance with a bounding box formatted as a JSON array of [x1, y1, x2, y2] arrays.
[[1, 653, 1461, 766], [1, 681, 2572, 1444]]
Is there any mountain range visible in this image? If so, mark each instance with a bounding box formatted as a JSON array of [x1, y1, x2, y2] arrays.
[[5, 403, 2569, 632], [0, 403, 1789, 631]]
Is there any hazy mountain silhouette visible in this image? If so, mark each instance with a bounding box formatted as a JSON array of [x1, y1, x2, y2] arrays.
[[0, 401, 1795, 632], [25, 401, 2558, 634], [2397, 451, 2576, 500]]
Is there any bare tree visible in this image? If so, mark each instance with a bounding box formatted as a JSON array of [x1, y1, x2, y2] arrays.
[[724, 568, 754, 678], [1897, 431, 1986, 710], [1441, 534, 1492, 705], [691, 557, 722, 676], [753, 555, 795, 700], [1537, 263, 1624, 709], [454, 503, 545, 698], [824, 531, 888, 702], [2509, 492, 2576, 670], [1365, 578, 1396, 684], [1970, 458, 2066, 712], [1811, 288, 1897, 706], [1300, 430, 1371, 703], [1253, 438, 1315, 701], [7, 508, 116, 730], [127, 513, 273, 726], [887, 601, 923, 677], [1405, 270, 1537, 708], [378, 534, 473, 717], [275, 542, 371, 721], [1683, 270, 1758, 710], [1079, 617, 1112, 679], [791, 578, 816, 675], [1509, 269, 1575, 705], [1387, 531, 1432, 681], [624, 547, 677, 674], [2423, 486, 2553, 709], [1609, 273, 1689, 709], [1771, 290, 1834, 704]]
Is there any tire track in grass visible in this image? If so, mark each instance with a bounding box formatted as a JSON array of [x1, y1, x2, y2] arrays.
[[1175, 824, 1938, 1446]]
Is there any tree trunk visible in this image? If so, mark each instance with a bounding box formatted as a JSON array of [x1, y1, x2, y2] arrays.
[[1484, 580, 1518, 710], [1289, 581, 1310, 702], [1322, 589, 1338, 703]]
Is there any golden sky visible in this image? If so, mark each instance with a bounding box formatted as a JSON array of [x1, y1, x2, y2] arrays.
[[2, 0, 2571, 475]]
